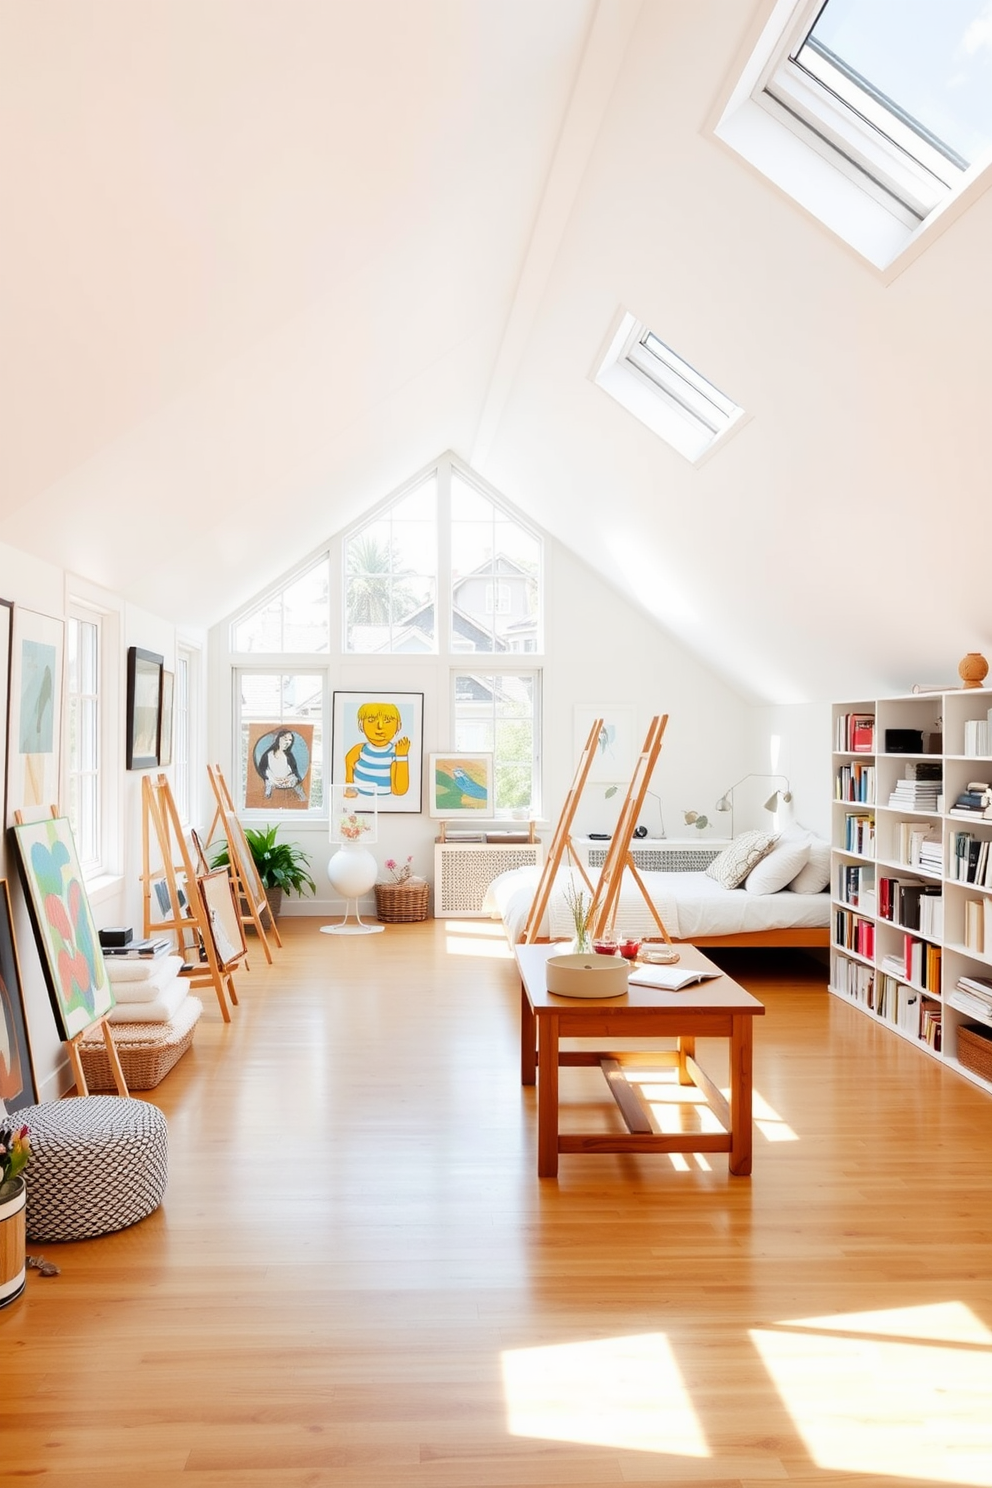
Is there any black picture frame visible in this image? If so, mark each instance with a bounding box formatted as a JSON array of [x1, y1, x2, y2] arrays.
[[0, 877, 37, 1112], [126, 646, 164, 770]]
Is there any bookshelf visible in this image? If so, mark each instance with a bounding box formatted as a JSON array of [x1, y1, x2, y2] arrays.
[[830, 688, 992, 1096]]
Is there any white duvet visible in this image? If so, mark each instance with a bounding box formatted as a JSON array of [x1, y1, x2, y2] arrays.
[[482, 865, 829, 944]]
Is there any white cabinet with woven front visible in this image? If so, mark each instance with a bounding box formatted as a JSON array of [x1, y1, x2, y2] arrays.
[[434, 841, 543, 917]]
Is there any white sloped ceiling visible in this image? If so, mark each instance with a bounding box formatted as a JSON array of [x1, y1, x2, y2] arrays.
[[2, 0, 990, 703]]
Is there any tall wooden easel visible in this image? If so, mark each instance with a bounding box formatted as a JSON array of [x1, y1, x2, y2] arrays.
[[12, 806, 130, 1097], [587, 715, 672, 943], [206, 764, 282, 960], [520, 718, 603, 944], [141, 774, 238, 1021]]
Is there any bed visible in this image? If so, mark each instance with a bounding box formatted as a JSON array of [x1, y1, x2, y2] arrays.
[[483, 858, 831, 950]]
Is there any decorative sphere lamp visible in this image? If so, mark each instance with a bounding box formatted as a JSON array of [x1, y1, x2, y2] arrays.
[[320, 786, 383, 936], [958, 652, 989, 690]]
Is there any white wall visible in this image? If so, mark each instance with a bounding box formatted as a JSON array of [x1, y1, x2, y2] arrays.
[[208, 529, 831, 917], [0, 542, 205, 1102]]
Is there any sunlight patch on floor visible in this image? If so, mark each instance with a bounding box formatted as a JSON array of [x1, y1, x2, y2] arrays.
[[751, 1302, 992, 1484], [445, 932, 513, 959], [502, 1333, 709, 1457]]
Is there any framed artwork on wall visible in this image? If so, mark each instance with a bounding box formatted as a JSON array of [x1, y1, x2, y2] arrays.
[[331, 691, 423, 814], [158, 669, 175, 768], [7, 606, 64, 825], [11, 815, 114, 1041], [0, 877, 37, 1111], [126, 647, 164, 770], [573, 703, 638, 784], [428, 752, 494, 818], [244, 722, 314, 810]]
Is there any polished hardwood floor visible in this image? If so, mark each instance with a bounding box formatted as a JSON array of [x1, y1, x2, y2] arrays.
[[3, 917, 992, 1487]]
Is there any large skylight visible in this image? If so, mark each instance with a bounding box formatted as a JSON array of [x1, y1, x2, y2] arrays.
[[593, 312, 744, 464], [714, 0, 992, 271]]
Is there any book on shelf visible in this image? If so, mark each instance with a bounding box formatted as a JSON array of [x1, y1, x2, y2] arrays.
[[947, 990, 992, 1025], [958, 972, 992, 999], [965, 899, 984, 954], [963, 709, 992, 757], [897, 985, 921, 1038], [887, 779, 940, 809], [836, 713, 875, 753], [920, 999, 942, 1050]]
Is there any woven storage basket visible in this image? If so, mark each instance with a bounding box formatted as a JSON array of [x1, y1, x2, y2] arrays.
[[375, 881, 430, 923], [78, 997, 203, 1091], [957, 1022, 992, 1082]]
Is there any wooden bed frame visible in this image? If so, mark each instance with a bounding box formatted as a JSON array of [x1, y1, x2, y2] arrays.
[[674, 927, 829, 949]]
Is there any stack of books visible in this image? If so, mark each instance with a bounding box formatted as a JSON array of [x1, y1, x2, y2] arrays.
[[947, 974, 992, 1026], [878, 877, 942, 934], [963, 898, 992, 956], [887, 776, 941, 811], [949, 782, 992, 820], [102, 936, 172, 959]]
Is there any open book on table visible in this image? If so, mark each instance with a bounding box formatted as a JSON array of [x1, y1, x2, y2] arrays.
[[627, 965, 722, 992]]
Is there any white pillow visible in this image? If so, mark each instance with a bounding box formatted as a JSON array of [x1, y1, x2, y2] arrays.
[[705, 830, 779, 890], [744, 831, 812, 894], [788, 837, 831, 893]]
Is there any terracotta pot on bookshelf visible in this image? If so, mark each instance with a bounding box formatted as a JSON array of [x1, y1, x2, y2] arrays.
[[958, 652, 989, 689]]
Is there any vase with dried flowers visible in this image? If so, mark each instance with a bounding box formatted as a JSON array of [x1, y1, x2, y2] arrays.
[[562, 878, 594, 954]]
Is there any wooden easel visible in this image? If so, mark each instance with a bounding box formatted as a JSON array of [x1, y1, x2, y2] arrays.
[[141, 774, 238, 1021], [520, 718, 603, 943], [206, 764, 281, 960], [587, 715, 672, 943], [12, 806, 130, 1097]]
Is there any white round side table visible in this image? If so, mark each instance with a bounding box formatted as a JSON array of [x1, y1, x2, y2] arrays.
[[320, 842, 384, 935]]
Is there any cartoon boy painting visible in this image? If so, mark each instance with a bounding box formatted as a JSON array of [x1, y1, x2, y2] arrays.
[[344, 701, 410, 799]]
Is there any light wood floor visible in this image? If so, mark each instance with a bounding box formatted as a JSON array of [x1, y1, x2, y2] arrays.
[[3, 918, 992, 1488]]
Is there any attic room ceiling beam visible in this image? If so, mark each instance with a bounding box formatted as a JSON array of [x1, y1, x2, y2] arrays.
[[470, 0, 643, 469]]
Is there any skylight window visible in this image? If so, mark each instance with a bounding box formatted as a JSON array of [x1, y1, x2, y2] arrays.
[[593, 312, 744, 464], [714, 0, 992, 271]]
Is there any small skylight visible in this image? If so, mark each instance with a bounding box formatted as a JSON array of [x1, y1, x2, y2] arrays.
[[714, 0, 992, 271], [593, 312, 744, 464]]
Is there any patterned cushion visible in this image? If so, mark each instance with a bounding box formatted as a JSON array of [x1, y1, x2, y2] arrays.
[[17, 1095, 168, 1243], [705, 830, 779, 889]]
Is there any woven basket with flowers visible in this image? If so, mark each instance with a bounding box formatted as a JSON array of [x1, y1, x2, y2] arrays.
[[374, 856, 430, 923]]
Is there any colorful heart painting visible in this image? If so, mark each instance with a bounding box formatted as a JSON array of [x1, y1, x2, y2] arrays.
[[11, 816, 114, 1039]]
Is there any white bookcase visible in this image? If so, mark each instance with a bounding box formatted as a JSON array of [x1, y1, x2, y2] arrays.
[[830, 687, 992, 1096]]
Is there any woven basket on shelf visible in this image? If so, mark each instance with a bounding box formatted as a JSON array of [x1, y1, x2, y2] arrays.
[[957, 1023, 992, 1083], [374, 881, 430, 923]]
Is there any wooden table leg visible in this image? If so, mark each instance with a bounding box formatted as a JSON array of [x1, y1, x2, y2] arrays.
[[521, 984, 536, 1086], [729, 1013, 754, 1176], [677, 1034, 696, 1086], [537, 1012, 560, 1178]]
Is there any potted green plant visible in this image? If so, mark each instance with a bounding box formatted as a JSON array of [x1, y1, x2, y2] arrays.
[[210, 824, 316, 920]]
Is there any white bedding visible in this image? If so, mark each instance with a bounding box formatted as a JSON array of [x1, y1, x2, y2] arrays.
[[482, 865, 829, 944]]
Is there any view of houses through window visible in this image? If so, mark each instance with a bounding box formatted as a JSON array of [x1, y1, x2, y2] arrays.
[[230, 457, 543, 816]]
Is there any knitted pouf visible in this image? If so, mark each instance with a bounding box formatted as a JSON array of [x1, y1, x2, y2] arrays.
[[17, 1096, 169, 1243]]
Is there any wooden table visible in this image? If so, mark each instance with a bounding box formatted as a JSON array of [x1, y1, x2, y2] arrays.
[[516, 942, 765, 1178]]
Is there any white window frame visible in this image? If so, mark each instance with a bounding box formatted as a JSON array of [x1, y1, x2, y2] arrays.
[[451, 666, 542, 821], [173, 644, 198, 828], [63, 585, 123, 891], [233, 668, 328, 820], [712, 0, 992, 276], [593, 311, 745, 465], [230, 552, 331, 655]]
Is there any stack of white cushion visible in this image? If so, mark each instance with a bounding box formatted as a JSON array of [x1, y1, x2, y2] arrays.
[[103, 954, 189, 1023]]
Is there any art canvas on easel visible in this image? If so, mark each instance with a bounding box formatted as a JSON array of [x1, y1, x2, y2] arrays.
[[6, 607, 64, 826], [11, 816, 114, 1040]]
